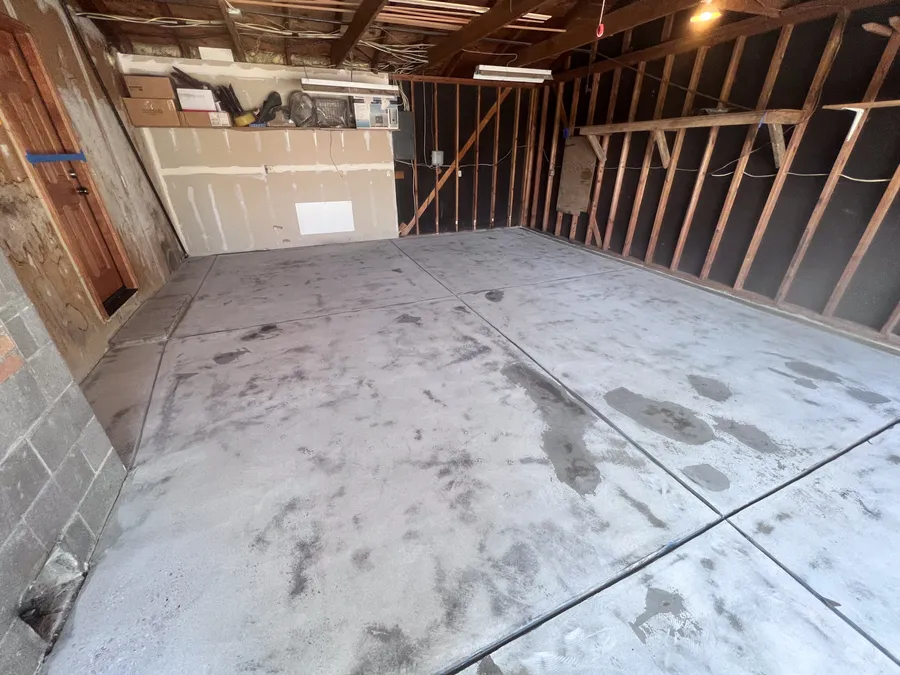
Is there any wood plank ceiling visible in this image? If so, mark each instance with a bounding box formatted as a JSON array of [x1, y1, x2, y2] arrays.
[[71, 0, 840, 77]]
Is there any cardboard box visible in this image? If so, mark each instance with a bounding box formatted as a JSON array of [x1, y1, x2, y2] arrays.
[[123, 98, 180, 127], [176, 88, 218, 112], [123, 75, 175, 99], [179, 111, 233, 128]]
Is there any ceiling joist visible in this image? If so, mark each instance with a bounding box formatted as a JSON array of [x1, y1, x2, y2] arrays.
[[330, 0, 390, 66]]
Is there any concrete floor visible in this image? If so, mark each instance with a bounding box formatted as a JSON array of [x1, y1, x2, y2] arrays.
[[48, 228, 900, 674]]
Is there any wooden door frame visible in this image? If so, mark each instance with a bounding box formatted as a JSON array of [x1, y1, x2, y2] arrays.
[[0, 12, 138, 318]]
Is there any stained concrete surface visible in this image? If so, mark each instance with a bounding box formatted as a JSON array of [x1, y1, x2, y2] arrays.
[[81, 342, 165, 468], [459, 525, 897, 675], [110, 295, 191, 346], [154, 255, 215, 298], [733, 426, 900, 655], [49, 229, 900, 674], [174, 239, 448, 337]]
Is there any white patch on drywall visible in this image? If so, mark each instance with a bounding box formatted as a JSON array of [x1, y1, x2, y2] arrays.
[[363, 131, 371, 152], [206, 184, 228, 252], [224, 133, 231, 153], [295, 201, 355, 235], [255, 134, 262, 154], [284, 130, 291, 152], [312, 131, 318, 148], [168, 128, 180, 152], [264, 183, 278, 231], [234, 183, 255, 250], [187, 185, 211, 253], [191, 130, 202, 156]]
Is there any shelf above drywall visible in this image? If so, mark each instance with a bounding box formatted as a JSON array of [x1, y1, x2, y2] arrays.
[[577, 109, 807, 136]]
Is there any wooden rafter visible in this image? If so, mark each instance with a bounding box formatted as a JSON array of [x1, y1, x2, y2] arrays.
[[515, 0, 697, 67], [427, 0, 549, 67], [734, 12, 847, 289], [578, 109, 805, 135], [217, 0, 247, 61], [557, 0, 895, 82], [330, 0, 389, 66], [529, 87, 550, 228], [542, 80, 564, 231]]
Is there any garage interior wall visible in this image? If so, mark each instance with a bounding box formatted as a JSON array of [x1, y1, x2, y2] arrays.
[[0, 0, 182, 381], [395, 4, 900, 350]]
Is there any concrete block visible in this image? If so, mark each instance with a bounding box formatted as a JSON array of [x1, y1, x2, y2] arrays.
[[28, 385, 93, 472], [0, 332, 13, 358], [63, 515, 95, 565], [4, 314, 39, 359], [54, 445, 95, 509], [72, 417, 112, 474], [26, 346, 72, 402], [0, 523, 47, 627], [0, 620, 46, 675], [78, 451, 125, 536], [23, 480, 76, 550], [0, 441, 50, 545], [0, 351, 24, 385], [0, 367, 46, 452]]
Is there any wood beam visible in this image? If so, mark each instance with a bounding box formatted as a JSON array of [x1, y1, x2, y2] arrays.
[[428, 0, 548, 66], [330, 0, 388, 66], [491, 86, 502, 228], [718, 0, 781, 16], [645, 46, 707, 264], [883, 302, 900, 336], [400, 87, 513, 235], [529, 87, 551, 227], [776, 29, 900, 303], [217, 0, 247, 61], [519, 89, 539, 226], [700, 24, 792, 280], [515, 0, 697, 67], [579, 109, 806, 136], [823, 161, 900, 316], [542, 80, 565, 231], [734, 13, 846, 289], [557, 0, 894, 82], [507, 88, 523, 228], [670, 36, 745, 271]]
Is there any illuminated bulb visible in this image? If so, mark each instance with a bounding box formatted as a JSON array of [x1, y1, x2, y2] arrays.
[[690, 8, 722, 22]]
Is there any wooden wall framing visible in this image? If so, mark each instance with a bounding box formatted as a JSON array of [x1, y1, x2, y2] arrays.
[[397, 6, 900, 350]]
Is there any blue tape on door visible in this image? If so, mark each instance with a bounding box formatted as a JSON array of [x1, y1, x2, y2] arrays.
[[25, 151, 87, 164]]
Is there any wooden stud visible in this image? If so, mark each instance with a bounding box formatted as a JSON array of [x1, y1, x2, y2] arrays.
[[700, 25, 793, 280], [586, 73, 601, 130], [623, 16, 675, 258], [671, 36, 745, 271], [490, 86, 502, 228], [883, 302, 900, 336], [654, 131, 671, 169], [735, 14, 846, 289], [507, 88, 522, 228], [218, 0, 247, 61], [864, 22, 894, 37], [530, 87, 551, 228], [586, 135, 606, 164], [474, 85, 482, 229], [768, 123, 786, 168], [646, 47, 707, 264], [330, 0, 389, 66], [566, 78, 583, 240], [823, 162, 900, 316], [410, 82, 420, 235], [542, 81, 565, 232], [434, 82, 440, 233], [455, 83, 460, 231], [400, 87, 513, 235], [519, 89, 539, 227], [776, 30, 900, 303], [604, 61, 645, 250]]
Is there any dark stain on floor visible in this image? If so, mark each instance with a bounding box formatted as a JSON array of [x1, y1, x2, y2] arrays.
[[687, 374, 732, 402], [714, 417, 780, 454], [289, 530, 322, 598], [617, 488, 667, 529], [349, 624, 420, 675], [213, 348, 249, 365], [503, 363, 601, 495], [395, 314, 422, 325], [785, 360, 842, 383], [477, 655, 505, 674], [485, 290, 504, 302], [241, 324, 281, 341], [605, 388, 715, 445], [682, 464, 730, 492], [769, 368, 818, 390], [630, 587, 688, 644], [845, 387, 890, 405]]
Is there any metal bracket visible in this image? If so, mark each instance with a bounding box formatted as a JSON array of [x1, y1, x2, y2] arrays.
[[25, 151, 87, 165]]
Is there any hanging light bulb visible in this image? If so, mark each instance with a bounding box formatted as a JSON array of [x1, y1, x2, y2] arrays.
[[690, 0, 722, 23]]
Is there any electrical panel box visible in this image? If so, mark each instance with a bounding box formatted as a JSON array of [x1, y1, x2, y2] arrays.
[[353, 96, 400, 130]]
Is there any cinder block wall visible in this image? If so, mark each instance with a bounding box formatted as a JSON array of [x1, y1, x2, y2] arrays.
[[0, 254, 125, 675]]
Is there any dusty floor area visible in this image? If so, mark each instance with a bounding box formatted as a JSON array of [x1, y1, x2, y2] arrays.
[[51, 229, 900, 674]]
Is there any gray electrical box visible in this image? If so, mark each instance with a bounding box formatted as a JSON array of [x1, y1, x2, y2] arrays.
[[393, 111, 415, 161]]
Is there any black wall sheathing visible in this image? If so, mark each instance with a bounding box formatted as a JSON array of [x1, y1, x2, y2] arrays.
[[397, 3, 900, 339]]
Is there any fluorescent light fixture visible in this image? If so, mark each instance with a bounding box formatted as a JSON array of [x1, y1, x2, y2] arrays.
[[473, 65, 553, 83], [690, 0, 722, 23], [300, 78, 400, 94]]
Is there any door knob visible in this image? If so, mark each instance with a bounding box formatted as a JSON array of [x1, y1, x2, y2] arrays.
[[76, 187, 89, 195]]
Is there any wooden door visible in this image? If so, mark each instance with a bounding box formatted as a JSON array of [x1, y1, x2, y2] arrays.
[[0, 26, 127, 305]]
